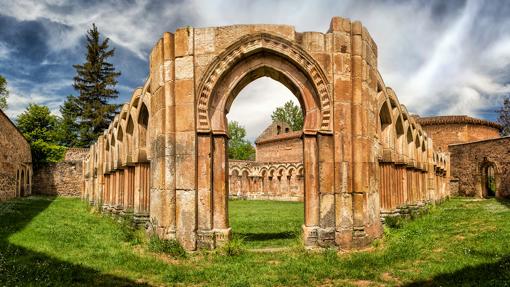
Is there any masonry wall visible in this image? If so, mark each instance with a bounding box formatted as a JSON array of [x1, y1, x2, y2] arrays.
[[0, 109, 32, 201], [449, 137, 510, 198], [417, 116, 501, 152], [33, 148, 88, 197], [255, 134, 303, 163], [229, 160, 304, 201]]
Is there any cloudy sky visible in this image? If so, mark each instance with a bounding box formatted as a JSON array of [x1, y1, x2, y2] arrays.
[[0, 0, 509, 142]]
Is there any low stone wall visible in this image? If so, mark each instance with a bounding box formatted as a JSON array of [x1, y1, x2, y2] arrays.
[[229, 160, 304, 201], [33, 161, 83, 196], [449, 137, 510, 198], [32, 148, 88, 197]]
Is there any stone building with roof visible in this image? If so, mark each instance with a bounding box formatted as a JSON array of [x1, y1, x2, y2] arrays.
[[0, 109, 32, 201], [416, 115, 509, 198]]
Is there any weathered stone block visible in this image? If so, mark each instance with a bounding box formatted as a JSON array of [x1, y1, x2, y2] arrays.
[[175, 56, 194, 80], [176, 189, 196, 250]]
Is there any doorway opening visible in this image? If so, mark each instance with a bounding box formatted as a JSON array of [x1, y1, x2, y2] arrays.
[[226, 77, 304, 249], [481, 161, 496, 197]]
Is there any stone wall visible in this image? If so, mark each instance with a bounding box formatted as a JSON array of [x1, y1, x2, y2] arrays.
[[255, 121, 302, 162], [417, 115, 501, 152], [0, 109, 32, 201], [229, 160, 303, 201], [33, 149, 87, 196], [449, 137, 510, 198], [255, 133, 302, 162], [64, 148, 90, 161]]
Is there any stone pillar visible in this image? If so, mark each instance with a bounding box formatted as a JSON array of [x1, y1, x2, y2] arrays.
[[148, 32, 176, 239], [173, 27, 197, 251], [122, 168, 131, 214], [134, 163, 149, 226], [303, 134, 319, 246], [116, 169, 124, 213], [212, 134, 230, 246], [197, 134, 214, 248], [318, 134, 335, 246]]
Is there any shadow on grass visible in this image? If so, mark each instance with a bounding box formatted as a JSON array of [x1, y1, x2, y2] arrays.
[[496, 197, 510, 208], [0, 196, 149, 286], [404, 255, 510, 286], [235, 231, 297, 242]]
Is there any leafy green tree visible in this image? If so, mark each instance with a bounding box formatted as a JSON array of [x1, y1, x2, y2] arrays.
[[0, 74, 9, 110], [16, 104, 66, 164], [271, 100, 303, 131], [228, 121, 255, 160], [498, 95, 510, 136], [71, 23, 121, 146]]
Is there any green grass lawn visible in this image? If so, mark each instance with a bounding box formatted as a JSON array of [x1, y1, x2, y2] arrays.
[[229, 199, 303, 248], [0, 196, 509, 286]]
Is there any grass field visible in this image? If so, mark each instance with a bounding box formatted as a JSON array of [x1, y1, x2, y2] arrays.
[[0, 196, 509, 286], [229, 199, 303, 248]]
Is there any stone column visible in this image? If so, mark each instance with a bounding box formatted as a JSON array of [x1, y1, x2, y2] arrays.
[[173, 27, 197, 251], [318, 134, 335, 246], [148, 32, 176, 239], [197, 134, 214, 248], [303, 134, 319, 246], [212, 134, 230, 246], [134, 163, 149, 226]]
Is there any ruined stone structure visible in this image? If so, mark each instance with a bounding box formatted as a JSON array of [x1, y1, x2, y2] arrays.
[[81, 17, 450, 250], [0, 109, 32, 201], [229, 160, 304, 201], [33, 148, 88, 196], [417, 115, 501, 152], [229, 122, 304, 201], [417, 115, 508, 198], [449, 137, 510, 198], [255, 121, 303, 162]]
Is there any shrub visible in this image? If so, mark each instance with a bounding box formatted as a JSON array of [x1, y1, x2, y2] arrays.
[[384, 215, 404, 229], [221, 237, 245, 256]]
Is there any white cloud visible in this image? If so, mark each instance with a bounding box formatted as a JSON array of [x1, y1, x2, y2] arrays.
[[5, 78, 71, 118], [227, 78, 299, 142], [0, 42, 11, 59], [1, 0, 510, 134]]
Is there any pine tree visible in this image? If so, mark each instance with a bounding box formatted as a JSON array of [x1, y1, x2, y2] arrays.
[[72, 23, 121, 146], [58, 95, 81, 147], [498, 95, 510, 136]]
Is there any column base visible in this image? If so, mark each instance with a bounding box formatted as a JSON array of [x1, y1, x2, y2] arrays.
[[302, 225, 336, 247], [112, 205, 124, 215], [101, 204, 111, 213], [133, 212, 150, 228], [196, 228, 232, 249]]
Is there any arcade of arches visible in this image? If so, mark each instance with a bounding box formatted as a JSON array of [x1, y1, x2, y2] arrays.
[[81, 17, 451, 251]]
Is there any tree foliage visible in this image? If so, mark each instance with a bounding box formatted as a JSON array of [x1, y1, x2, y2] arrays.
[[498, 95, 510, 136], [271, 100, 303, 131], [0, 74, 9, 110], [16, 104, 66, 164], [228, 121, 255, 160], [65, 23, 121, 147], [58, 95, 81, 147]]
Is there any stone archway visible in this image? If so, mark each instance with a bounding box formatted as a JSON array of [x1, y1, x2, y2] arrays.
[[82, 17, 451, 252], [192, 33, 337, 249]]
